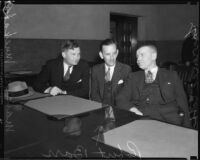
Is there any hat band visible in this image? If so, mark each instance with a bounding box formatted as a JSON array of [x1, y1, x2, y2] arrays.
[[8, 89, 29, 97]]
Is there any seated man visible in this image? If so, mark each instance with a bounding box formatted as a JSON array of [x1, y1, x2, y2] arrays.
[[116, 44, 191, 128], [33, 40, 89, 99], [34, 40, 90, 136], [91, 38, 131, 107]]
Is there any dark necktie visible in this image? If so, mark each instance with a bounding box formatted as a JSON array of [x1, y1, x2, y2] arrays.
[[145, 70, 153, 83], [105, 67, 111, 82], [64, 66, 72, 81]]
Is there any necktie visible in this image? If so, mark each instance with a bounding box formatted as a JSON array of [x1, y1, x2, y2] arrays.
[[64, 66, 72, 81], [105, 67, 111, 82], [145, 70, 153, 83]]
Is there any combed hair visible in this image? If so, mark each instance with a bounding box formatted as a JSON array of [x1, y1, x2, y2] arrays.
[[61, 40, 80, 52], [136, 43, 158, 53], [99, 38, 118, 51]]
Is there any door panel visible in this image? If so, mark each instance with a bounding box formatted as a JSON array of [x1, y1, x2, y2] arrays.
[[110, 14, 138, 71]]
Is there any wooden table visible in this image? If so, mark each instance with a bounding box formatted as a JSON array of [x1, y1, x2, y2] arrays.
[[4, 102, 141, 159]]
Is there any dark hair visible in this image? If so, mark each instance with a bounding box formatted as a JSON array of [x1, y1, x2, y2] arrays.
[[61, 40, 80, 52], [100, 38, 118, 52]]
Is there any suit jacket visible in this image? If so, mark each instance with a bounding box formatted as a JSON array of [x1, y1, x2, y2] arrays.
[[33, 57, 89, 98], [91, 61, 131, 105], [116, 68, 191, 128]]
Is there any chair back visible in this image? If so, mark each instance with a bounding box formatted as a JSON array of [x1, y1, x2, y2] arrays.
[[174, 64, 193, 84], [174, 64, 198, 129]]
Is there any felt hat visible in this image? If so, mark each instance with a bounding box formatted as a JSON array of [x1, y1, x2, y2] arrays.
[[5, 81, 34, 100]]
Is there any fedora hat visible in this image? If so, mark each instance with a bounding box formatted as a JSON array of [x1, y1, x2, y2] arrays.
[[5, 81, 34, 100]]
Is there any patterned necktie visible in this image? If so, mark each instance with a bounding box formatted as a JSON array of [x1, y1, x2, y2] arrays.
[[145, 70, 153, 83], [105, 67, 111, 82], [64, 66, 72, 81]]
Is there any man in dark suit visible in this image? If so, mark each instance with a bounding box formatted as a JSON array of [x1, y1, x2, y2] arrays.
[[33, 40, 89, 99], [91, 39, 131, 107], [116, 44, 191, 128]]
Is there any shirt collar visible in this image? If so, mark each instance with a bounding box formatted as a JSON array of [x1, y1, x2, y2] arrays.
[[150, 66, 158, 74], [145, 66, 158, 74], [145, 66, 158, 80], [63, 61, 73, 75], [63, 61, 72, 68], [105, 64, 115, 71]]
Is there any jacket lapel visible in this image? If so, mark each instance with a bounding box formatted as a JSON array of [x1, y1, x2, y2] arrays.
[[157, 68, 167, 103], [138, 71, 145, 96], [112, 62, 121, 94], [57, 58, 64, 86], [99, 64, 105, 99], [70, 64, 79, 82]]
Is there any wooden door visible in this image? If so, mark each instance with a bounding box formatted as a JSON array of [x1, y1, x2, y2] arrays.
[[110, 13, 138, 71]]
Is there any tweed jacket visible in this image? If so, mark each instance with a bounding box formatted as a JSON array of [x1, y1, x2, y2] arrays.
[[116, 68, 191, 128]]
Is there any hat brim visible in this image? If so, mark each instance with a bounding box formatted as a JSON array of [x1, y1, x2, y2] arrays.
[[5, 87, 34, 100]]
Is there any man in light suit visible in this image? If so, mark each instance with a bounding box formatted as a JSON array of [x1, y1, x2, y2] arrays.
[[116, 44, 191, 128], [33, 40, 89, 99], [91, 39, 131, 107]]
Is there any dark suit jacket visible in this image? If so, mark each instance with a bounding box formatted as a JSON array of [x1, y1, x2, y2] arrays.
[[91, 62, 131, 105], [116, 68, 191, 128], [33, 57, 89, 99]]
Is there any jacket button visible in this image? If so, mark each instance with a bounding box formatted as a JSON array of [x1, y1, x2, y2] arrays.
[[146, 98, 150, 104]]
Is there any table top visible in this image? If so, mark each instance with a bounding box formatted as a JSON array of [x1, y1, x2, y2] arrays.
[[4, 101, 141, 159]]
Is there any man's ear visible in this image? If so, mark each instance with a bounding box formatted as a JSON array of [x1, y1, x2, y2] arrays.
[[99, 51, 104, 59], [152, 52, 157, 60], [62, 52, 65, 58], [116, 49, 119, 57]]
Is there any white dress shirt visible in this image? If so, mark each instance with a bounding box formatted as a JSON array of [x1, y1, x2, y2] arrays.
[[63, 62, 73, 76]]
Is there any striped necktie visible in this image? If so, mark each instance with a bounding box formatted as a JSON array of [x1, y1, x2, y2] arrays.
[[64, 66, 72, 81], [105, 67, 111, 82]]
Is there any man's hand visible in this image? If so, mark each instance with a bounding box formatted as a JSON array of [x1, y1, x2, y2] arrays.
[[44, 86, 67, 96], [44, 87, 51, 94], [129, 107, 143, 116]]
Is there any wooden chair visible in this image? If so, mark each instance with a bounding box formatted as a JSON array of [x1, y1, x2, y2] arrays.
[[174, 64, 198, 129]]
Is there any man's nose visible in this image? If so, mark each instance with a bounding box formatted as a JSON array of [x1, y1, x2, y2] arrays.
[[137, 56, 141, 61], [110, 55, 115, 59], [75, 55, 80, 59]]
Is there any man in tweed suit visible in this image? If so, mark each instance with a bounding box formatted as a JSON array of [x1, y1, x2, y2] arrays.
[[116, 44, 191, 128]]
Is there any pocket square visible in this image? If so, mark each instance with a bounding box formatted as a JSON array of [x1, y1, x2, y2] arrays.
[[118, 79, 124, 84], [77, 79, 82, 83]]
